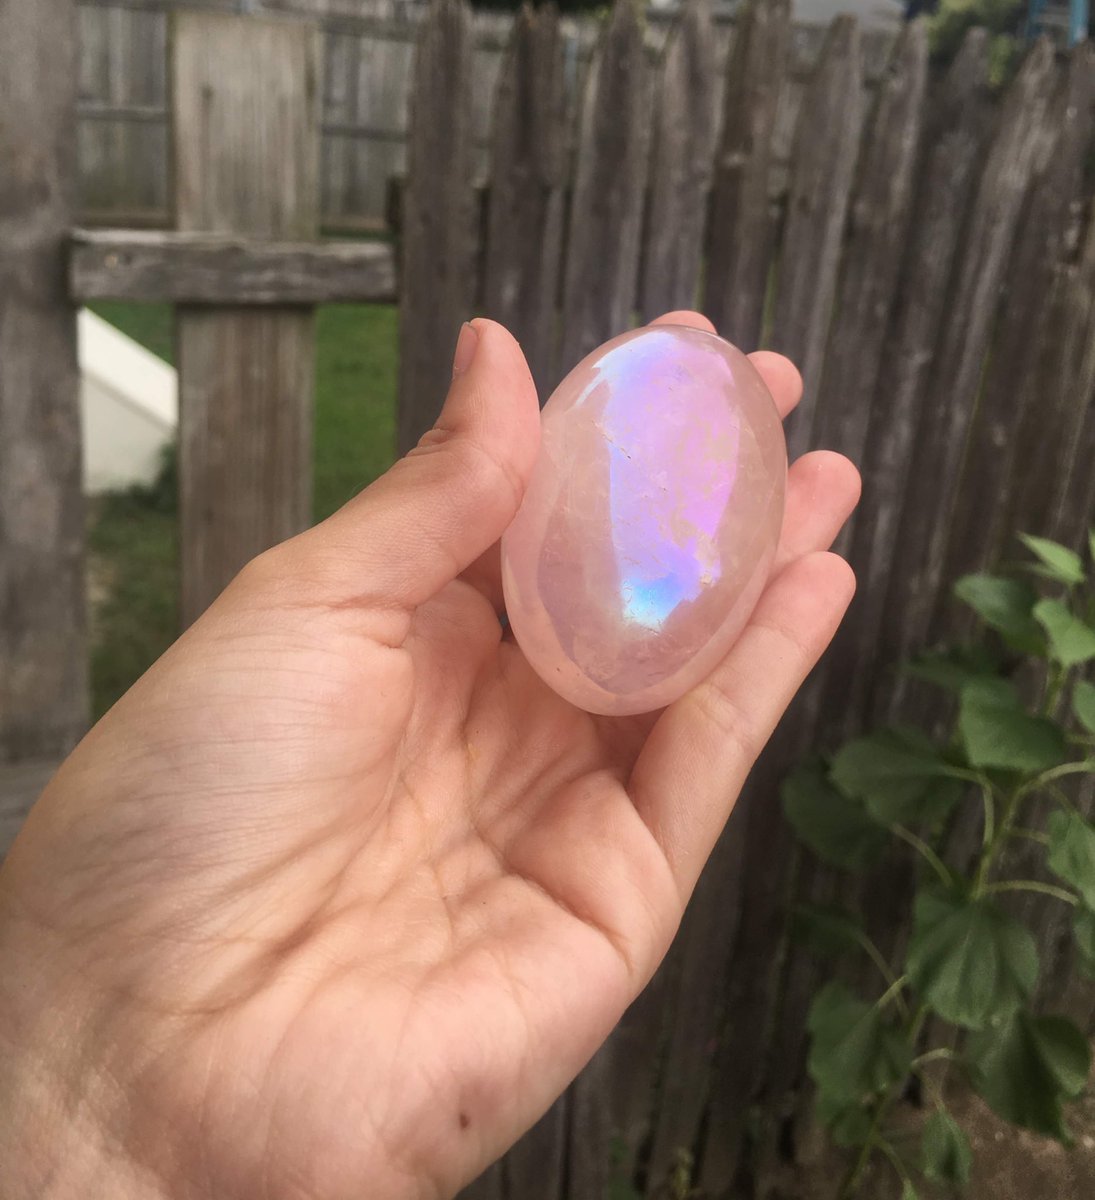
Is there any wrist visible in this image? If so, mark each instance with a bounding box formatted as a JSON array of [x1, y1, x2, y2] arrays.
[[0, 893, 164, 1199]]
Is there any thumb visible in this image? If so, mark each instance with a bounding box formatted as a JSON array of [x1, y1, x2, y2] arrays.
[[290, 318, 541, 611]]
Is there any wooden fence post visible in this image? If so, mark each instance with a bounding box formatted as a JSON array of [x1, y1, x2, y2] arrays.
[[702, 0, 790, 349], [639, 0, 717, 322], [941, 44, 1095, 603], [0, 0, 88, 766], [397, 0, 476, 454], [882, 38, 1057, 698], [811, 19, 928, 491], [482, 3, 567, 399], [559, 0, 652, 372], [770, 15, 863, 458], [173, 11, 322, 626], [831, 28, 994, 731]]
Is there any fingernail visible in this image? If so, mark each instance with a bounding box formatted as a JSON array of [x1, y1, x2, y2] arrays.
[[452, 321, 479, 378]]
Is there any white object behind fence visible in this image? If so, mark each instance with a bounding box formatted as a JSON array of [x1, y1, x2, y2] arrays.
[[78, 309, 177, 493]]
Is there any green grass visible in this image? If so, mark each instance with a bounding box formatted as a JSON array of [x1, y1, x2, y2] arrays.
[[87, 302, 399, 716]]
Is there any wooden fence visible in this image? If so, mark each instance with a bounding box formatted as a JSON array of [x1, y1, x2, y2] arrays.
[[74, 0, 899, 229], [3, 0, 1095, 1197], [396, 3, 1095, 1197]]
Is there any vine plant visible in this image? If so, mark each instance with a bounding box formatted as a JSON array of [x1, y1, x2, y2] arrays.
[[783, 531, 1095, 1198]]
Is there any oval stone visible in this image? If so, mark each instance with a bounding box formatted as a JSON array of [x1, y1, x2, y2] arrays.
[[500, 325, 787, 716]]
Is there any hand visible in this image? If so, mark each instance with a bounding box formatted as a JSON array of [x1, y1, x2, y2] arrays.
[[0, 312, 859, 1200]]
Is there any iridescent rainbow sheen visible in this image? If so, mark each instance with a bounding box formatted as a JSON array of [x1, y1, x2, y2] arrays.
[[501, 326, 786, 716]]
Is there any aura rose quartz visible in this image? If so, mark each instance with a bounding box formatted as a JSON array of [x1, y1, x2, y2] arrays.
[[501, 325, 787, 716]]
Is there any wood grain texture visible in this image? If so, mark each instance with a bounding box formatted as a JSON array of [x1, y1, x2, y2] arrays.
[[826, 29, 995, 731], [558, 0, 652, 371], [881, 38, 1057, 700], [173, 12, 322, 625], [482, 3, 566, 398], [770, 15, 863, 459], [638, 0, 717, 323], [811, 19, 928, 489], [942, 43, 1095, 601], [702, 0, 790, 350], [0, 0, 88, 764], [806, 17, 929, 744], [1006, 210, 1095, 550], [71, 228, 396, 303], [396, 0, 475, 453]]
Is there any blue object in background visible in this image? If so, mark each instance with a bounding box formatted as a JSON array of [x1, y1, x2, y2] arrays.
[[1025, 0, 1089, 44]]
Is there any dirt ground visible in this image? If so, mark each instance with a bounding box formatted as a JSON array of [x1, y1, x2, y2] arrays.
[[762, 1090, 1095, 1200]]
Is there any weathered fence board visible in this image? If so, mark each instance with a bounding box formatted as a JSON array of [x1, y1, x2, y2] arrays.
[[77, 2, 169, 223], [830, 29, 995, 731], [770, 15, 864, 457], [702, 0, 791, 349], [558, 0, 653, 372], [941, 44, 1095, 605], [811, 19, 928, 497], [882, 38, 1058, 698], [1006, 213, 1095, 548], [74, 2, 903, 232], [481, 4, 567, 399], [753, 27, 932, 1151], [174, 13, 322, 625], [0, 0, 88, 766], [638, 0, 717, 323], [71, 229, 396, 304], [396, 0, 475, 453]]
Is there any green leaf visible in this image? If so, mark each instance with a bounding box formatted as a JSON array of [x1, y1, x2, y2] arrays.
[[958, 684, 1066, 772], [792, 904, 866, 957], [1074, 680, 1095, 734], [1047, 810, 1095, 909], [815, 1091, 874, 1147], [921, 1109, 972, 1186], [968, 1011, 1091, 1139], [900, 1183, 919, 1200], [905, 892, 1039, 1029], [903, 645, 1002, 694], [953, 574, 1043, 651], [1071, 907, 1095, 980], [1019, 534, 1086, 585], [1033, 599, 1095, 668], [782, 764, 889, 871], [807, 982, 912, 1102], [831, 731, 963, 828]]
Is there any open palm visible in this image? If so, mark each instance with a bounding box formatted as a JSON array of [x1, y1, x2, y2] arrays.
[[0, 313, 859, 1200]]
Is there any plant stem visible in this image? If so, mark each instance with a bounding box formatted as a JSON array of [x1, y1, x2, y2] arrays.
[[980, 780, 995, 853], [891, 824, 952, 888], [838, 1004, 928, 1199], [1007, 827, 1050, 845], [876, 1136, 914, 1196], [855, 932, 909, 1019], [1042, 662, 1067, 717], [984, 880, 1079, 905], [974, 788, 1022, 895], [1022, 760, 1095, 794], [873, 975, 909, 1014], [911, 1046, 958, 1070]]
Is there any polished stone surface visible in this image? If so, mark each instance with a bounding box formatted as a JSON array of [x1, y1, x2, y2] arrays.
[[501, 325, 787, 715]]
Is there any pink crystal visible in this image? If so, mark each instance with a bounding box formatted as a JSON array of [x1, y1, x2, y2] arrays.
[[500, 325, 787, 716]]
